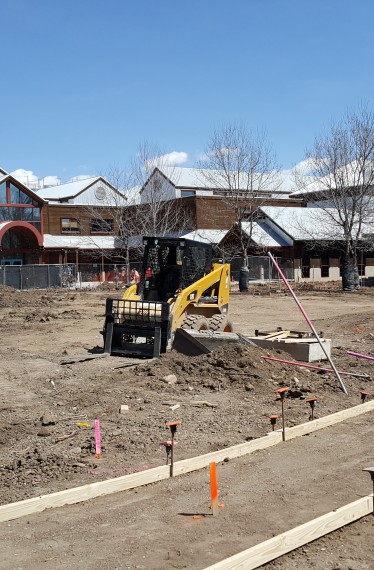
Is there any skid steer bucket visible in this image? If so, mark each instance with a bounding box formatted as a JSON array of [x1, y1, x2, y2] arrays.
[[103, 297, 171, 358]]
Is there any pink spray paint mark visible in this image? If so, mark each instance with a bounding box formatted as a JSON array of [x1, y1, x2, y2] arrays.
[[94, 419, 101, 459]]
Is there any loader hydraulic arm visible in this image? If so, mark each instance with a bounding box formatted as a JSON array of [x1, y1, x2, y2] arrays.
[[171, 263, 230, 332]]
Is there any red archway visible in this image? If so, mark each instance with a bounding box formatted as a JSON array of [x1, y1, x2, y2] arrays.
[[0, 221, 43, 248]]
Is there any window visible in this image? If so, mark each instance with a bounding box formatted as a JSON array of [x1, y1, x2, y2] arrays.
[[61, 218, 81, 234], [20, 191, 33, 205], [0, 207, 11, 221], [91, 218, 113, 234], [0, 182, 6, 203], [0, 182, 42, 231], [181, 190, 196, 198], [9, 184, 20, 204]]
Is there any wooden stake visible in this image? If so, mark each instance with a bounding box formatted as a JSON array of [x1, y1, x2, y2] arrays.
[[210, 462, 218, 517]]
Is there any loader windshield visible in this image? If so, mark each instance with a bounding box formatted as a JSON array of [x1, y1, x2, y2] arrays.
[[139, 237, 212, 302]]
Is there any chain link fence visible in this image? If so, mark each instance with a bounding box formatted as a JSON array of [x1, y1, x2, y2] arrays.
[[227, 256, 294, 282], [0, 256, 294, 290], [0, 264, 77, 290]]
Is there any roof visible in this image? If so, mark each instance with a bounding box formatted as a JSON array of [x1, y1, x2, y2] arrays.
[[243, 221, 288, 247], [179, 229, 228, 244], [43, 234, 140, 250], [260, 206, 349, 241], [289, 160, 374, 198], [158, 167, 290, 194], [0, 173, 46, 204], [36, 177, 102, 200]]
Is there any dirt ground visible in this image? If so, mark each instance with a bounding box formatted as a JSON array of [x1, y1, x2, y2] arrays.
[[1, 282, 374, 569]]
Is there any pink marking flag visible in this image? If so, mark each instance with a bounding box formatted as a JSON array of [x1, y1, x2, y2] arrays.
[[94, 419, 101, 459]]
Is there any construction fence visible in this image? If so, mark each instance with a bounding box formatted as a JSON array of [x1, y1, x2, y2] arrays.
[[0, 258, 292, 290], [0, 263, 143, 290], [228, 256, 294, 282]]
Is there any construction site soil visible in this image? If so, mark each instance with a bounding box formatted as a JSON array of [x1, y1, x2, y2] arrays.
[[1, 282, 374, 569]]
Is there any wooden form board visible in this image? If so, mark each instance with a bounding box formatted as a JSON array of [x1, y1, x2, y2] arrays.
[[202, 494, 373, 570], [1, 400, 374, 523]]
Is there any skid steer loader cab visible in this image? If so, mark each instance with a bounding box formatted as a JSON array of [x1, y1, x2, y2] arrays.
[[139, 237, 212, 302], [102, 236, 231, 358]]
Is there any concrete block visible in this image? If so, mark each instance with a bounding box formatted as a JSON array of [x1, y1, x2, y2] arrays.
[[248, 337, 331, 362]]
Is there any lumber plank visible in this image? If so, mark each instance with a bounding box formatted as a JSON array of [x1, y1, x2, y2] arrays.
[[285, 399, 374, 441], [203, 494, 373, 570], [0, 464, 169, 523], [0, 400, 373, 523]]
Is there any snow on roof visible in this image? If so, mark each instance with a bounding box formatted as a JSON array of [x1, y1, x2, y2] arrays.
[[43, 234, 141, 250], [37, 177, 101, 200], [260, 206, 344, 241], [289, 160, 374, 198], [43, 234, 120, 250], [179, 229, 228, 244], [159, 167, 290, 194], [161, 167, 210, 188], [241, 221, 288, 247]]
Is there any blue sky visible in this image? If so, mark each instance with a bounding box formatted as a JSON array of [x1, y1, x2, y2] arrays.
[[2, 0, 374, 185]]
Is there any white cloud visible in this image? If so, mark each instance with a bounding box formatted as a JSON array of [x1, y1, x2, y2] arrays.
[[159, 151, 188, 166], [9, 168, 95, 190], [143, 151, 189, 172], [10, 168, 61, 189], [10, 168, 38, 186]]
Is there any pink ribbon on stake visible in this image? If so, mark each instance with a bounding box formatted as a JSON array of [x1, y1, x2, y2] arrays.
[[94, 419, 101, 459]]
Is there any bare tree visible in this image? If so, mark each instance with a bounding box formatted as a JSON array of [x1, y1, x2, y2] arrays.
[[295, 107, 374, 290], [129, 142, 193, 238], [83, 145, 194, 274], [197, 123, 282, 267]]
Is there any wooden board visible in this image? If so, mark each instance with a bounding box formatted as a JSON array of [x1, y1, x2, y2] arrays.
[[202, 494, 373, 569], [0, 400, 373, 523]]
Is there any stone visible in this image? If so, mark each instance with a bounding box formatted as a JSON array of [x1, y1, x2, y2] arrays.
[[119, 405, 129, 414], [161, 374, 177, 385], [245, 382, 254, 391], [41, 412, 56, 426]]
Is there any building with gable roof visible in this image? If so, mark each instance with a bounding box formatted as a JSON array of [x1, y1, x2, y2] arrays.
[[0, 170, 45, 265], [0, 171, 127, 267]]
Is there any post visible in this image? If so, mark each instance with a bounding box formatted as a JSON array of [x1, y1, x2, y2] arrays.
[[94, 419, 101, 460], [210, 462, 219, 517]]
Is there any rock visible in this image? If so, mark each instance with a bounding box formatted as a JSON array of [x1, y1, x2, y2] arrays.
[[37, 427, 51, 437], [161, 374, 178, 385], [119, 405, 129, 414], [245, 382, 254, 391], [41, 412, 56, 426]]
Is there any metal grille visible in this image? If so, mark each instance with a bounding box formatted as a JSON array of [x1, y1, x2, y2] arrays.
[[112, 298, 168, 325]]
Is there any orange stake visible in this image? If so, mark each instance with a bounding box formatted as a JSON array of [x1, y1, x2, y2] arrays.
[[210, 461, 218, 517]]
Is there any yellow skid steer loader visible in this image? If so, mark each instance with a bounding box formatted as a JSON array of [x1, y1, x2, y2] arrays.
[[102, 236, 233, 357]]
